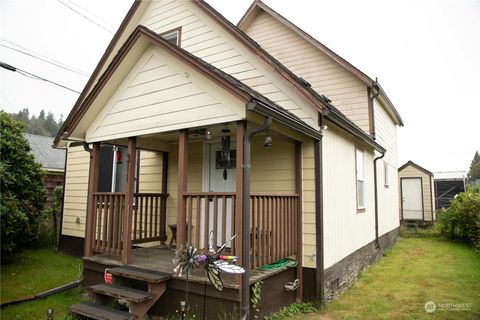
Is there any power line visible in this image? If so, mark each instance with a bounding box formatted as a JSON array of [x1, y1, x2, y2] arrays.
[[0, 43, 89, 77], [56, 0, 113, 33], [1, 38, 89, 76], [1, 61, 80, 94], [64, 0, 115, 29]]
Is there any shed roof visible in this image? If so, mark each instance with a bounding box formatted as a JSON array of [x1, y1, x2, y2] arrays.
[[398, 160, 433, 176], [24, 133, 65, 172]]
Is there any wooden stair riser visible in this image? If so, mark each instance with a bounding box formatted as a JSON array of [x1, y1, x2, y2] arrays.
[[129, 282, 167, 318]]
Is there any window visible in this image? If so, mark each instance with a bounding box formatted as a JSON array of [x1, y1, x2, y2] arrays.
[[384, 161, 389, 187], [356, 148, 365, 211], [160, 27, 181, 46], [98, 145, 139, 193]]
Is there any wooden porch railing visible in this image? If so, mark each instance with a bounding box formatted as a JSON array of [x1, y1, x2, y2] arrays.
[[182, 192, 299, 269], [91, 192, 168, 255], [183, 192, 237, 254], [132, 193, 168, 244], [250, 193, 299, 269], [92, 192, 125, 255]]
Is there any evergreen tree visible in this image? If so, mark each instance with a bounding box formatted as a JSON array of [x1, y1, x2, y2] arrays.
[[0, 111, 47, 253], [468, 151, 480, 181]]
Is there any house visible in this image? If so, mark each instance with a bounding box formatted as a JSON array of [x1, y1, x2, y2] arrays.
[[434, 171, 467, 209], [55, 1, 403, 318], [398, 161, 435, 224], [25, 133, 65, 206]]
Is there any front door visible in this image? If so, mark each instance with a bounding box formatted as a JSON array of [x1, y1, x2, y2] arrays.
[[203, 142, 236, 247], [401, 178, 423, 220]]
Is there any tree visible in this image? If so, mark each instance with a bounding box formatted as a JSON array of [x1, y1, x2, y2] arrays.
[[468, 151, 480, 181], [9, 108, 63, 137], [0, 111, 46, 253]]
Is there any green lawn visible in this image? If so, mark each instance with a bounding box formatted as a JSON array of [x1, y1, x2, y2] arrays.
[[1, 248, 85, 319], [290, 237, 480, 320]]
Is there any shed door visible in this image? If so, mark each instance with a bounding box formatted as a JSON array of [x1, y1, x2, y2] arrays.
[[401, 178, 423, 220]]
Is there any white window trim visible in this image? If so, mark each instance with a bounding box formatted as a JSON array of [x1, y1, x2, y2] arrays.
[[355, 147, 365, 212]]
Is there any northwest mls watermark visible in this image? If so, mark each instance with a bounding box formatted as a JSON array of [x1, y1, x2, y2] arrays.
[[424, 301, 473, 313]]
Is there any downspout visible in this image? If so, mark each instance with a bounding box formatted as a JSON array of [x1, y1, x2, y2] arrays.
[[315, 113, 325, 303], [369, 81, 380, 140], [83, 142, 93, 250], [241, 115, 272, 320], [373, 151, 385, 249]]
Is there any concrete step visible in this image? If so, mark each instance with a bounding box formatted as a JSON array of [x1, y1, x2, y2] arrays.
[[70, 302, 132, 320]]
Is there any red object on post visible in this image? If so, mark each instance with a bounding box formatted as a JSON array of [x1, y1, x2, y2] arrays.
[[104, 269, 112, 285]]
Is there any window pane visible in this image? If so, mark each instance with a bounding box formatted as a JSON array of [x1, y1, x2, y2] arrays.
[[357, 180, 365, 208]]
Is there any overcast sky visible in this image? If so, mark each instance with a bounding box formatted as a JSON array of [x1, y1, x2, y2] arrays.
[[1, 0, 479, 173]]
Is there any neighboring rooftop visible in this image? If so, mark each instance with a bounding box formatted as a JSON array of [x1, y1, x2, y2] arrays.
[[434, 171, 467, 180], [25, 133, 65, 172]]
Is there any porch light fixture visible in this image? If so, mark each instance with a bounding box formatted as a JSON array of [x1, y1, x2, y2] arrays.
[[264, 135, 273, 147], [220, 128, 232, 180], [206, 130, 212, 140]]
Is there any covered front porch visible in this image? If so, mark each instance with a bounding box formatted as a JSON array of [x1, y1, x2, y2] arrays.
[[82, 119, 305, 309], [85, 119, 302, 266]]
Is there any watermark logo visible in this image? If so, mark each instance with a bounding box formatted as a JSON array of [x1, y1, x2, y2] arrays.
[[424, 301, 436, 313], [425, 300, 473, 313]]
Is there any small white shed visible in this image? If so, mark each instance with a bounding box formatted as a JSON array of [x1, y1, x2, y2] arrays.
[[398, 161, 435, 223]]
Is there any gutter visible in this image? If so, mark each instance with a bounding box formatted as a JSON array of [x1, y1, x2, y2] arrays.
[[314, 138, 324, 303], [373, 152, 385, 248], [323, 109, 385, 153], [248, 100, 322, 140], [241, 116, 273, 320], [57, 147, 69, 252]]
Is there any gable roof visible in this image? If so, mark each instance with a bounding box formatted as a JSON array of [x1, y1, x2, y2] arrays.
[[62, 25, 323, 143], [54, 0, 384, 152], [238, 0, 404, 126], [398, 160, 433, 176], [25, 133, 65, 172]]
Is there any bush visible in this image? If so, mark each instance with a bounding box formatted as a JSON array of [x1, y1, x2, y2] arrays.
[[436, 185, 480, 249], [0, 111, 46, 253]]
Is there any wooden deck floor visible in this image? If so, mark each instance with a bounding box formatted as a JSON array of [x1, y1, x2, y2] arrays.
[[84, 246, 288, 289]]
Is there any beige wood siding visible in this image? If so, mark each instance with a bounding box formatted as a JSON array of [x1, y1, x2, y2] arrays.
[[374, 99, 400, 234], [62, 145, 89, 238], [138, 150, 164, 193], [398, 165, 434, 221], [86, 46, 245, 142], [322, 126, 375, 268], [139, 0, 319, 129], [242, 10, 370, 132], [250, 136, 295, 193]]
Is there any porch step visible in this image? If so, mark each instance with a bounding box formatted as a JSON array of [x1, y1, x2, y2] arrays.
[[70, 302, 133, 320], [109, 266, 171, 283], [90, 283, 152, 303]]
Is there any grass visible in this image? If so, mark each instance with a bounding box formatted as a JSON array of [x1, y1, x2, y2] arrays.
[[1, 248, 83, 303], [0, 287, 85, 320], [284, 236, 480, 320], [1, 248, 85, 320]]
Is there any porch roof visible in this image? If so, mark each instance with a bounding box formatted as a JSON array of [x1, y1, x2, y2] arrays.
[[56, 25, 322, 147]]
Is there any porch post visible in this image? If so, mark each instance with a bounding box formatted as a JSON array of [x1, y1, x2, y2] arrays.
[[176, 130, 188, 249], [85, 142, 100, 257], [295, 142, 303, 301], [160, 152, 169, 244], [235, 121, 245, 262], [122, 137, 137, 264]]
